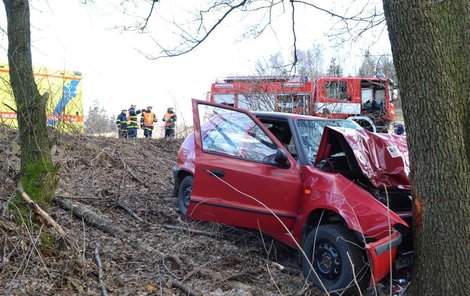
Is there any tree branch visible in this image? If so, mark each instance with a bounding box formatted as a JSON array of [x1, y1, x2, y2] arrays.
[[16, 184, 65, 236]]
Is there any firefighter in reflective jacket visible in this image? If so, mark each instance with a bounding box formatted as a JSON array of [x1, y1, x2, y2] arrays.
[[116, 108, 128, 138], [127, 104, 142, 138], [162, 107, 177, 138], [140, 106, 157, 138]]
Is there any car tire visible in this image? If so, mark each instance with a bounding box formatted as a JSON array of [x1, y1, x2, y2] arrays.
[[177, 176, 193, 216], [302, 224, 368, 295]]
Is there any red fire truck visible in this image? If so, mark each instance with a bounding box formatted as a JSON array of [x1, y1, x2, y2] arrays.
[[207, 75, 398, 132]]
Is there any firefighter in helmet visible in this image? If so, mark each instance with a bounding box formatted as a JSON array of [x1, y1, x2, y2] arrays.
[[141, 106, 157, 138], [162, 107, 177, 138], [116, 108, 128, 138], [127, 104, 142, 138]]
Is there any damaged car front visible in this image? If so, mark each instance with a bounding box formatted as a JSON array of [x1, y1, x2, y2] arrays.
[[307, 125, 412, 290]]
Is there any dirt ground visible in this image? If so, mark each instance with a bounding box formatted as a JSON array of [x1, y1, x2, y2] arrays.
[[0, 127, 320, 296]]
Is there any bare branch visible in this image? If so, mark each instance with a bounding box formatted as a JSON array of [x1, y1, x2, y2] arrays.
[[140, 0, 160, 32]]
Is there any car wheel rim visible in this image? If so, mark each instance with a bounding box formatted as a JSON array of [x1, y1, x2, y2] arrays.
[[183, 186, 191, 208], [313, 241, 341, 281]]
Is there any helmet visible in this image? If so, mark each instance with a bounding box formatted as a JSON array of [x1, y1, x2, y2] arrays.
[[130, 104, 136, 108], [147, 106, 152, 109], [167, 107, 174, 112]]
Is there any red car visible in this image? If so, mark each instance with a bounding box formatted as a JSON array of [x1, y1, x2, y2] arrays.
[[173, 99, 412, 294]]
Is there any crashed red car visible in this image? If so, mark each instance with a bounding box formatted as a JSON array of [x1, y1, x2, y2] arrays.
[[173, 99, 412, 294]]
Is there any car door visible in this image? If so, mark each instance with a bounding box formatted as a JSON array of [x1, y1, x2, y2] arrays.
[[189, 100, 303, 244]]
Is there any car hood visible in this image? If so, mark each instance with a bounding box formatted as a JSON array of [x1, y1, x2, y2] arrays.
[[314, 127, 410, 188]]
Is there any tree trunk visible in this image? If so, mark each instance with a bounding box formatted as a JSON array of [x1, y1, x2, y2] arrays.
[[3, 0, 58, 213], [382, 0, 470, 294]]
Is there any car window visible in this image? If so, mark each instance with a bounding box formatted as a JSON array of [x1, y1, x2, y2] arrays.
[[199, 105, 278, 163], [295, 119, 362, 163], [261, 120, 298, 159]]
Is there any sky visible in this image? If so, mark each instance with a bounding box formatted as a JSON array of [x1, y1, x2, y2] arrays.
[[0, 0, 391, 124]]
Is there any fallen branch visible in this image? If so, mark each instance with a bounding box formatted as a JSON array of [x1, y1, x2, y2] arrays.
[[94, 242, 108, 296], [55, 196, 122, 236], [115, 202, 144, 223], [170, 279, 198, 296], [16, 184, 65, 236], [55, 196, 161, 255]]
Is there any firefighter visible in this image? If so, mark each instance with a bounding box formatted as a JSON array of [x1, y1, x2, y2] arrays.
[[141, 106, 157, 138], [127, 104, 142, 138], [162, 107, 177, 138], [116, 108, 128, 138]]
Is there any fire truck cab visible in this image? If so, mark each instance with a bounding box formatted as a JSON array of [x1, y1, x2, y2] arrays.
[[313, 76, 397, 132]]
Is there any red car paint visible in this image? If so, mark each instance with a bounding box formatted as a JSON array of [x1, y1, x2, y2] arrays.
[[173, 99, 411, 292], [315, 126, 410, 188]]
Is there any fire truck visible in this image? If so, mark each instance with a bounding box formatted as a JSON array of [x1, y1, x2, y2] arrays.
[[0, 63, 83, 132], [207, 75, 398, 132]]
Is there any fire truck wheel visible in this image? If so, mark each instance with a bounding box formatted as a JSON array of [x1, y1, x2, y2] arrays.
[[177, 176, 193, 216], [302, 224, 367, 295]]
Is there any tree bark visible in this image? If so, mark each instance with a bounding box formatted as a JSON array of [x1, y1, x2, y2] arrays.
[[382, 0, 470, 294], [3, 0, 58, 213]]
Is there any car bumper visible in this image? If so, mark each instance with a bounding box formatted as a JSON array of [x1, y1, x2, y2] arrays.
[[366, 230, 402, 285]]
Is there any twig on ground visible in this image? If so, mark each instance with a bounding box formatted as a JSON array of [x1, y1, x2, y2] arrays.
[[182, 261, 212, 281], [115, 201, 144, 223], [94, 242, 108, 296], [217, 270, 260, 284], [16, 184, 65, 236], [262, 259, 301, 276], [161, 224, 221, 237], [170, 279, 198, 296]]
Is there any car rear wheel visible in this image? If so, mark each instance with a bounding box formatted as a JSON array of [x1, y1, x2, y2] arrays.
[[177, 176, 193, 215], [302, 224, 368, 295]]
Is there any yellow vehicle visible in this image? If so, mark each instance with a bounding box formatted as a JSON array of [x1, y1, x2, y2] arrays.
[[0, 63, 83, 132]]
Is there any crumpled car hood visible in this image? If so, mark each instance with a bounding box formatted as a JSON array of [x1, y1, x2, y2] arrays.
[[314, 127, 410, 188]]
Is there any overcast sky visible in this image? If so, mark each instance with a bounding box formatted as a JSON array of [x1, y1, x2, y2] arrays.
[[0, 0, 391, 123]]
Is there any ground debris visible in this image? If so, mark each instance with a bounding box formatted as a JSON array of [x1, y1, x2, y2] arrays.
[[0, 131, 313, 295]]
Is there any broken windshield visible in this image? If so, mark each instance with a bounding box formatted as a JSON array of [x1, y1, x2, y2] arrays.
[[295, 119, 362, 163]]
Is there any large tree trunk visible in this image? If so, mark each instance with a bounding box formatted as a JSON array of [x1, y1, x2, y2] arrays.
[[382, 0, 469, 294], [4, 0, 58, 212]]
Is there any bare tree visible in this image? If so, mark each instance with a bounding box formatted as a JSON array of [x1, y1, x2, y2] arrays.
[[296, 45, 324, 81], [3, 0, 58, 227], [326, 57, 343, 77], [383, 1, 469, 294], [84, 101, 116, 135], [127, 1, 385, 67], [358, 49, 376, 77]]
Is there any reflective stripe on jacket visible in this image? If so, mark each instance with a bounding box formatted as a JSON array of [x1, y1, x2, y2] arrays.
[[127, 108, 141, 129], [116, 113, 128, 129]]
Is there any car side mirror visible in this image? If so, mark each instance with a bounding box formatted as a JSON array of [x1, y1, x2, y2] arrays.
[[275, 149, 291, 168]]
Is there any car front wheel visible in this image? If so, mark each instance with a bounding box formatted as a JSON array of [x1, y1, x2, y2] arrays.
[[177, 176, 193, 215], [302, 224, 368, 295]]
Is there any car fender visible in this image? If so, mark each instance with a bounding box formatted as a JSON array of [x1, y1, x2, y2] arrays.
[[294, 166, 407, 241]]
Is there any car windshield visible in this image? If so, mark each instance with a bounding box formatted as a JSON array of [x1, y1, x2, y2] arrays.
[[295, 119, 362, 163]]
